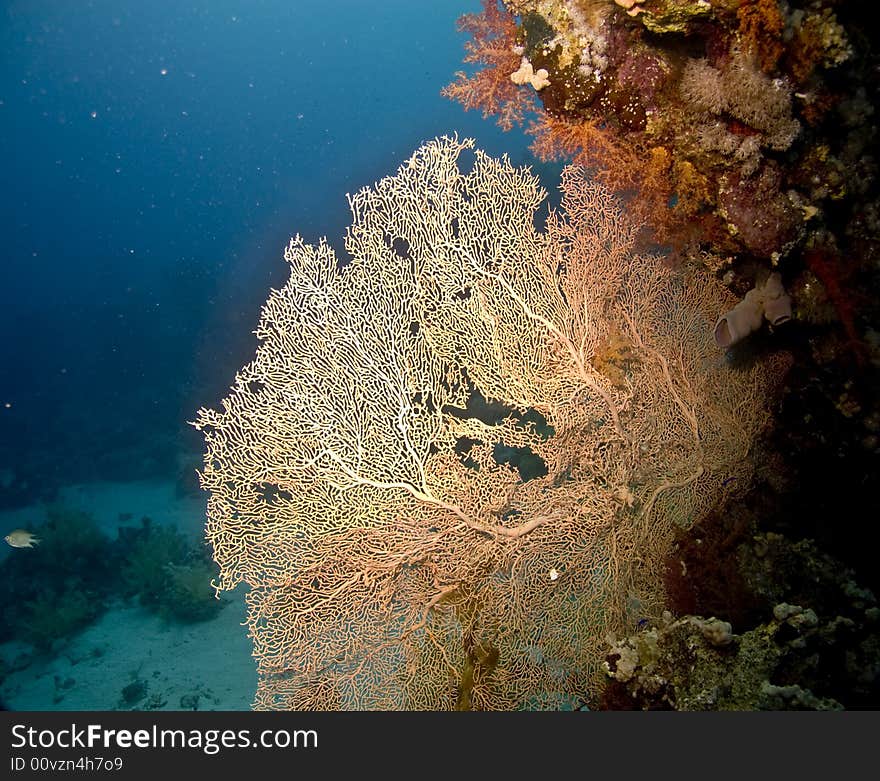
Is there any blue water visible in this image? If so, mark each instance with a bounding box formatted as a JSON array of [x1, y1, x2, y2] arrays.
[[0, 0, 542, 497]]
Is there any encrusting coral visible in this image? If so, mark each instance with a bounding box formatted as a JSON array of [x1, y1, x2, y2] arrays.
[[604, 531, 880, 709]]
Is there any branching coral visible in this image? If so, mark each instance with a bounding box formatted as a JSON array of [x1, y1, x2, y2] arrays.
[[194, 136, 788, 710]]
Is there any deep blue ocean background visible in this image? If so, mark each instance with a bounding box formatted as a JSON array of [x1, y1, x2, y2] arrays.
[[0, 0, 545, 500]]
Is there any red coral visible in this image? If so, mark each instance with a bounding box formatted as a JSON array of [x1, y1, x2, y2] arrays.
[[803, 246, 868, 365], [441, 0, 535, 131]]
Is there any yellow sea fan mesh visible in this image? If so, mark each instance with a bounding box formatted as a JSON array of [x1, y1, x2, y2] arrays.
[[193, 135, 786, 710]]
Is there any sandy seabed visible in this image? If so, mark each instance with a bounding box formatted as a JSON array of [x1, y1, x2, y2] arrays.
[[0, 479, 257, 711]]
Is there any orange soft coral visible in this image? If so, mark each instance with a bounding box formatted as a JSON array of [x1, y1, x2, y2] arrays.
[[442, 0, 535, 131]]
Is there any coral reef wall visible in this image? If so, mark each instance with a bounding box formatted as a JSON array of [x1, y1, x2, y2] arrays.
[[444, 0, 880, 708]]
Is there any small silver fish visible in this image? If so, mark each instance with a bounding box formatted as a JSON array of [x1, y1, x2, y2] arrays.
[[4, 529, 40, 548]]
